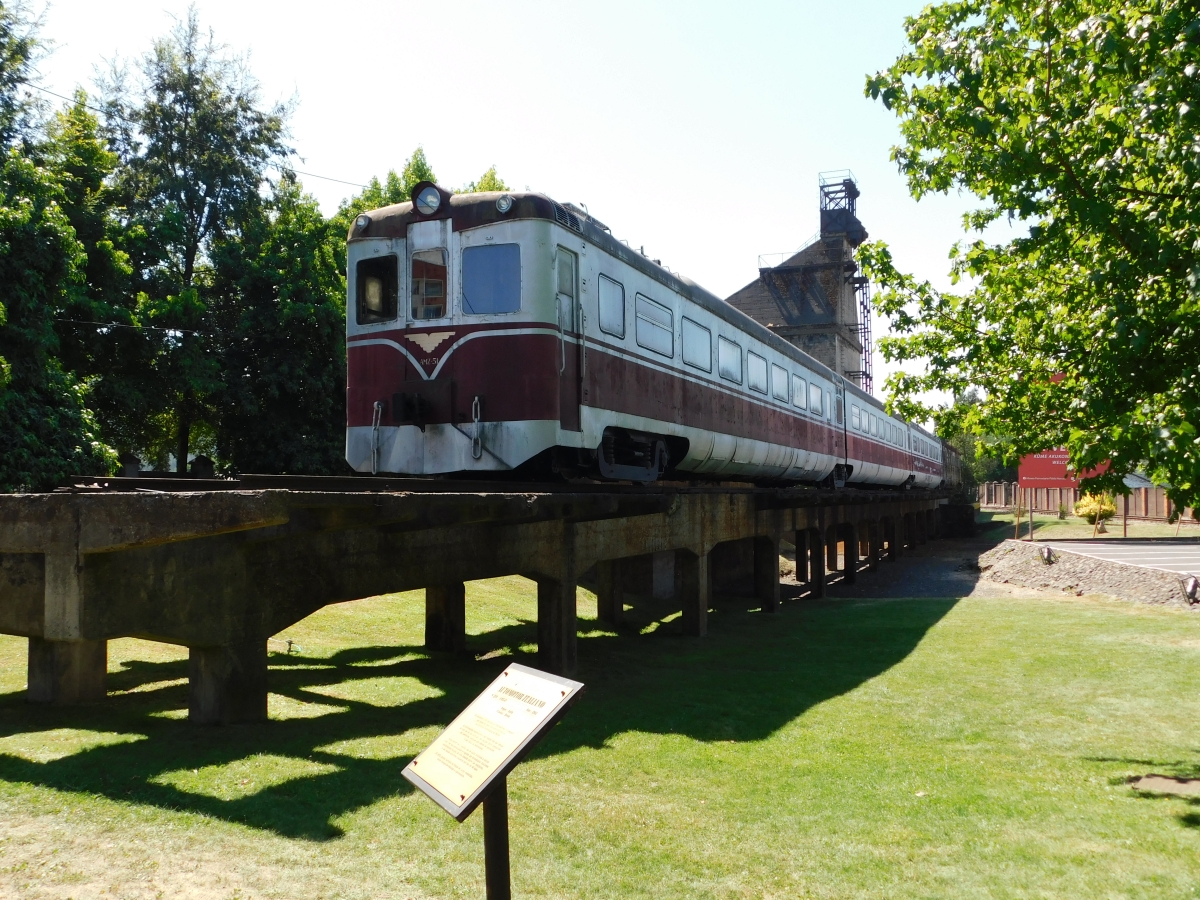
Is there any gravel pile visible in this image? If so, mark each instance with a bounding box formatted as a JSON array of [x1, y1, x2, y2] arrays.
[[977, 539, 1196, 609]]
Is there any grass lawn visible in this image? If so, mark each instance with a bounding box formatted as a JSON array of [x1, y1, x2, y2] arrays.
[[2, 570, 1200, 898], [993, 509, 1200, 541]]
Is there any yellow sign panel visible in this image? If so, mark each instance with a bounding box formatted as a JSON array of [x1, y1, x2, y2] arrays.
[[403, 664, 582, 819]]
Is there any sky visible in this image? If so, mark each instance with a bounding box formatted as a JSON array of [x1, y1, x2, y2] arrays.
[[36, 0, 986, 404]]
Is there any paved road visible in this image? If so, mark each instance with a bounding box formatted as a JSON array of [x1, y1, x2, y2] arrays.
[[1044, 539, 1200, 575]]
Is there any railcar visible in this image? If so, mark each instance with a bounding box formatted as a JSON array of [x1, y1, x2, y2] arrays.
[[345, 182, 955, 489]]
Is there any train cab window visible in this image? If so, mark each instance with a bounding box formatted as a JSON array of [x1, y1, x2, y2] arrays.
[[747, 352, 768, 393], [809, 382, 824, 416], [771, 364, 789, 402], [718, 337, 742, 383], [598, 274, 625, 337], [462, 244, 521, 314], [356, 255, 398, 324], [635, 294, 673, 357], [411, 249, 447, 319], [681, 318, 712, 371], [792, 374, 807, 409]]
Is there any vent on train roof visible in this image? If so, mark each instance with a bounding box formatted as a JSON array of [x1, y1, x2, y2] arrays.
[[552, 200, 582, 233]]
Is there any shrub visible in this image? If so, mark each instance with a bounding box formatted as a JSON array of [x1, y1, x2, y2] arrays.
[[1074, 493, 1116, 525]]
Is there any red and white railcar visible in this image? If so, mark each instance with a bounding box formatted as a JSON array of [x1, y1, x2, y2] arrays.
[[345, 182, 954, 489]]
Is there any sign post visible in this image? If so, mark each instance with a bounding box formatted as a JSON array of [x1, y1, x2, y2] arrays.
[[403, 663, 585, 899]]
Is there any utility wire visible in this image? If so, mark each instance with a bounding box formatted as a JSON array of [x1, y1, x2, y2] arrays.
[[25, 82, 368, 188], [57, 318, 207, 336]]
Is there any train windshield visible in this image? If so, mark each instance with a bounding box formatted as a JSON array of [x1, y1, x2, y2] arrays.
[[412, 249, 447, 319], [462, 244, 521, 314]]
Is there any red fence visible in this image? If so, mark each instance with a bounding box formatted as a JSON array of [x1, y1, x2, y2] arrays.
[[978, 482, 1195, 524]]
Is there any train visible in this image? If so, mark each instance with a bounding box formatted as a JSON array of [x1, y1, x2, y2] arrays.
[[344, 181, 960, 489]]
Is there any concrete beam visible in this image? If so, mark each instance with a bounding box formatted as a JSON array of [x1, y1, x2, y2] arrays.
[[27, 637, 106, 704]]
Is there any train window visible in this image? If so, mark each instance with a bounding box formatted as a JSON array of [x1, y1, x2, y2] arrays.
[[870, 415, 878, 437], [809, 382, 824, 416], [556, 248, 577, 336], [792, 374, 807, 409], [411, 249, 448, 319], [717, 337, 742, 383], [635, 294, 673, 357], [462, 244, 521, 315], [356, 255, 398, 324], [598, 274, 625, 338], [851, 405, 861, 430], [771, 364, 789, 402], [681, 318, 712, 371], [747, 352, 767, 393]]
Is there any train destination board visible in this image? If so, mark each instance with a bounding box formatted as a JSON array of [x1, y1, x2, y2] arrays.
[[403, 663, 584, 821]]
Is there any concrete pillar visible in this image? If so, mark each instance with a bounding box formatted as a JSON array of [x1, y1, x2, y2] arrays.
[[537, 576, 578, 676], [918, 511, 928, 545], [677, 549, 710, 637], [27, 637, 107, 704], [867, 521, 881, 572], [808, 528, 826, 598], [841, 523, 858, 584], [651, 551, 675, 599], [595, 559, 623, 627], [885, 517, 898, 561], [189, 640, 267, 725], [793, 530, 809, 585], [753, 535, 781, 613], [826, 524, 838, 571], [425, 583, 466, 653]]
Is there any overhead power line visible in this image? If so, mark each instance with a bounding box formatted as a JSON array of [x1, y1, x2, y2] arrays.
[[25, 82, 368, 189]]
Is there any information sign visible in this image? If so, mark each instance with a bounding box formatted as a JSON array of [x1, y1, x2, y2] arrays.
[[403, 663, 584, 822]]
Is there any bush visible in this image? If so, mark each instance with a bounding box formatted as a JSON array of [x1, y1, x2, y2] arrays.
[[1074, 493, 1116, 525]]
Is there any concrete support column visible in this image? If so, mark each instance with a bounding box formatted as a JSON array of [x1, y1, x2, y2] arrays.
[[918, 511, 928, 545], [677, 549, 711, 637], [753, 535, 781, 613], [841, 523, 858, 584], [27, 637, 107, 704], [651, 551, 675, 599], [536, 576, 578, 676], [808, 528, 826, 598], [793, 530, 809, 586], [425, 583, 466, 653], [885, 518, 898, 561], [595, 559, 623, 627], [826, 524, 838, 571], [189, 640, 267, 725], [867, 521, 881, 572]]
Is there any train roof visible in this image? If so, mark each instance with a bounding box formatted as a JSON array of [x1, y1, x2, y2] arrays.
[[352, 184, 936, 440]]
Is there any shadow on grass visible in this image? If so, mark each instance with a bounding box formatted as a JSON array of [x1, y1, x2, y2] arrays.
[[0, 593, 957, 841], [1087, 754, 1200, 829]]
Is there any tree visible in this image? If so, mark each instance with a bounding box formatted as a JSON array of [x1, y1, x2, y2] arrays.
[[210, 173, 346, 474], [862, 0, 1200, 509], [103, 7, 291, 470], [460, 165, 509, 193], [0, 149, 114, 490], [329, 146, 436, 236]]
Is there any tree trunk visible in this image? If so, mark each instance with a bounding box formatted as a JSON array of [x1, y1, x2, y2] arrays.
[[176, 402, 191, 474]]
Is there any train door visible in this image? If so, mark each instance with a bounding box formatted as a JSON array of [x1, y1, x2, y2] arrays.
[[556, 247, 582, 431]]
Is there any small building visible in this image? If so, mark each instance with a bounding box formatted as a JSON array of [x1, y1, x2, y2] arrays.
[[725, 171, 873, 392]]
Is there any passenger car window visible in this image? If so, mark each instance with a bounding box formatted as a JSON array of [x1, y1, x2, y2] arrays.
[[718, 337, 742, 383], [462, 244, 520, 315], [851, 405, 861, 430], [635, 294, 673, 357], [809, 382, 824, 416], [771, 364, 789, 402], [411, 249, 447, 319], [792, 374, 807, 409], [356, 255, 398, 324], [681, 318, 711, 371], [598, 274, 625, 338], [747, 353, 768, 393]]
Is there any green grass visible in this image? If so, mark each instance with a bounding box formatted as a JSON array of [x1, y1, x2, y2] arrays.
[[2, 577, 1200, 898], [989, 509, 1200, 540]]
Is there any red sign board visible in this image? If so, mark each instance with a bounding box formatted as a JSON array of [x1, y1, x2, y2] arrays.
[[1018, 449, 1107, 488]]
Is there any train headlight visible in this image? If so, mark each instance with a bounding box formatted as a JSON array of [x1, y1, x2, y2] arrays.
[[496, 194, 513, 214], [416, 185, 441, 215], [354, 214, 370, 232]]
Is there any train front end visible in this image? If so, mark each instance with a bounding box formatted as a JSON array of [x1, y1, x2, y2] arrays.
[[344, 182, 575, 476]]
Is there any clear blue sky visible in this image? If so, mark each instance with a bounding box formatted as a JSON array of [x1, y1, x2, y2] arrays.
[[39, 0, 983, 400]]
